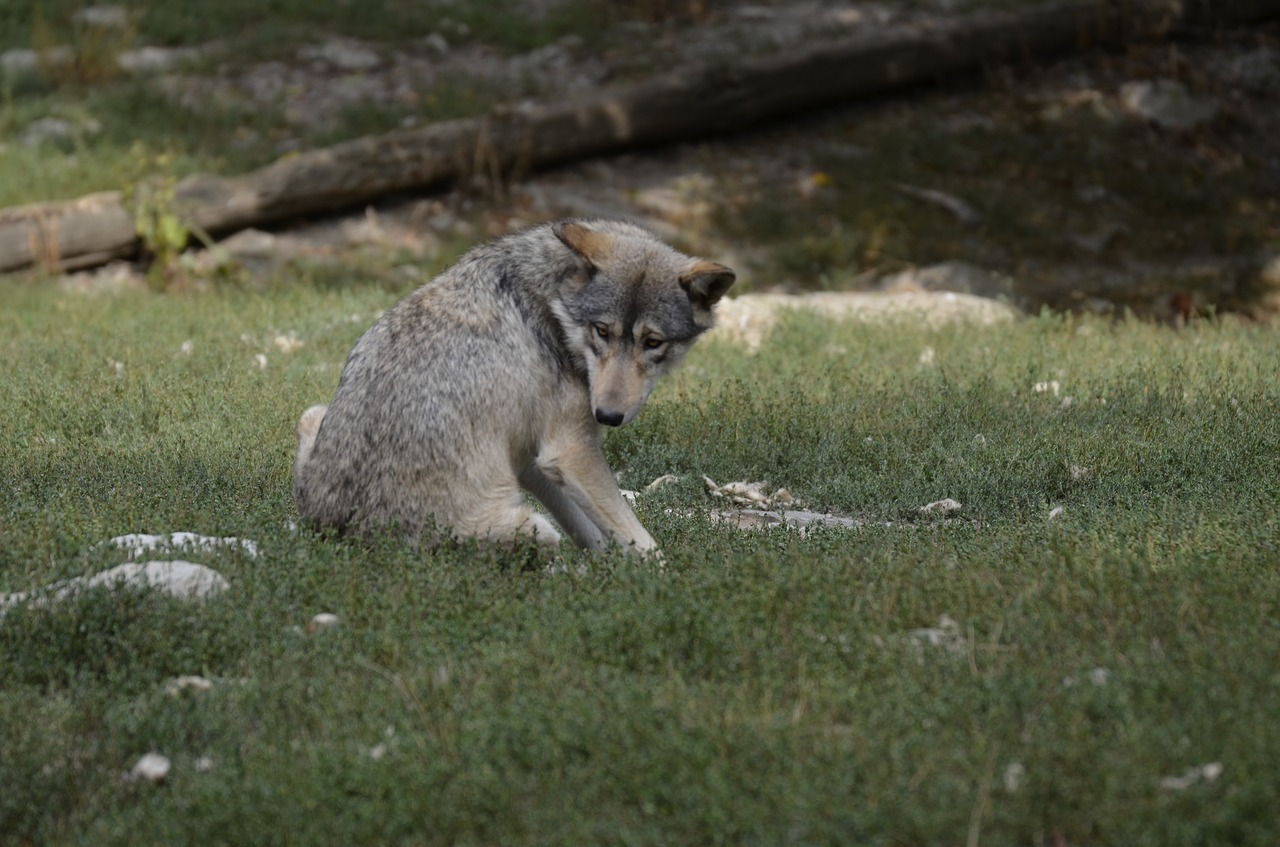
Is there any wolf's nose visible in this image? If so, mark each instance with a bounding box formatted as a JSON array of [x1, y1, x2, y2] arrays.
[[595, 408, 625, 427]]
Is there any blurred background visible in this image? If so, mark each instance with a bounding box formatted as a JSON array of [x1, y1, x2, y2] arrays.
[[2, 0, 1277, 319]]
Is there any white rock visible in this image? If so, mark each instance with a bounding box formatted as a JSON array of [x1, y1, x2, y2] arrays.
[[1219, 47, 1280, 93], [709, 291, 1020, 351], [919, 498, 962, 516], [879, 261, 1014, 300], [129, 753, 171, 784], [165, 675, 214, 697], [422, 32, 450, 56], [217, 228, 279, 260], [1048, 506, 1065, 520], [1120, 79, 1217, 131], [892, 183, 983, 226], [273, 334, 304, 354], [89, 561, 230, 600], [1, 48, 42, 75], [906, 615, 966, 654], [108, 531, 259, 560], [73, 5, 130, 28], [306, 612, 340, 633], [1003, 762, 1026, 793], [117, 45, 207, 73], [299, 38, 381, 71], [1, 561, 229, 614], [1160, 762, 1224, 791]]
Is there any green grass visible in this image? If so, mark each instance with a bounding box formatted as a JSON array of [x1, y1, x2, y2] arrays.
[[2, 273, 1278, 845]]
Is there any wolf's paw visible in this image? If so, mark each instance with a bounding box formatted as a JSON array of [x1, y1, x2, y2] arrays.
[[523, 513, 564, 547]]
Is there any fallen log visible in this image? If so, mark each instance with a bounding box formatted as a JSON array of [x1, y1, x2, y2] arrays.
[[3, 0, 1278, 274]]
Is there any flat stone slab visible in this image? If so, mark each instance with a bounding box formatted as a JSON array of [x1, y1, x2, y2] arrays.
[[1, 561, 230, 616], [709, 290, 1021, 349]]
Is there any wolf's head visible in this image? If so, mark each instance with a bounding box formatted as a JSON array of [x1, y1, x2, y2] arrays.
[[549, 219, 735, 427]]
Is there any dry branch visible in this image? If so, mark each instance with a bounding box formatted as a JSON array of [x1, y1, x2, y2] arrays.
[[2, 0, 1278, 274]]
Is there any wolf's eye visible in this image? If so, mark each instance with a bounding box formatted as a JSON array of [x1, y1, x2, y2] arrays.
[[593, 323, 610, 339], [643, 338, 665, 350]]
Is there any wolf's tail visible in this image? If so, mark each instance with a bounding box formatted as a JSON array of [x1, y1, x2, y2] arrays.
[[294, 404, 328, 475]]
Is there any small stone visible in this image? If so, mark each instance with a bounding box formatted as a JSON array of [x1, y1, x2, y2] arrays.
[[73, 5, 130, 28], [117, 45, 207, 73], [306, 612, 339, 634], [892, 184, 982, 226], [299, 38, 381, 71], [1, 48, 42, 75], [1120, 79, 1217, 131], [1003, 762, 1026, 793], [194, 756, 215, 773], [920, 498, 962, 516], [1219, 47, 1280, 93], [1048, 506, 1066, 520], [129, 753, 171, 784], [906, 615, 966, 654], [1160, 762, 1225, 791], [165, 675, 214, 697], [879, 261, 1015, 301], [273, 334, 304, 354], [422, 33, 450, 56]]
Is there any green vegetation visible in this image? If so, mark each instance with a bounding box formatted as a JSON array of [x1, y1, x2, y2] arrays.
[[2, 275, 1277, 845]]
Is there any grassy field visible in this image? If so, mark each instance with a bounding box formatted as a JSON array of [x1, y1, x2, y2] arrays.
[[1, 271, 1278, 845]]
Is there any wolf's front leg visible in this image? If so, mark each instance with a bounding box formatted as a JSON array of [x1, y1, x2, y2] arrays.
[[529, 433, 659, 557], [519, 464, 608, 552]]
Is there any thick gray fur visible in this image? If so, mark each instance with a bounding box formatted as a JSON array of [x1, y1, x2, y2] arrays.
[[293, 218, 735, 556]]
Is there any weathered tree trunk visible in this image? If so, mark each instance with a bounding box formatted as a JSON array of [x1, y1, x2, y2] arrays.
[[2, 0, 1278, 274]]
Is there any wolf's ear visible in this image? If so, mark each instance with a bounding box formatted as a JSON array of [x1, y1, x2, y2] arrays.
[[553, 220, 616, 270], [680, 262, 736, 314]]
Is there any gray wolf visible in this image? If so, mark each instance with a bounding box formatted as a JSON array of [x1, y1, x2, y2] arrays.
[[293, 218, 735, 556]]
